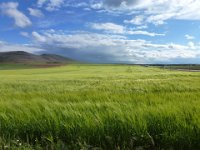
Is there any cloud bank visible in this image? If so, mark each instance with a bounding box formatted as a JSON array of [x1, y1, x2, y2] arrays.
[[90, 22, 164, 36], [92, 0, 200, 25], [30, 30, 200, 63]]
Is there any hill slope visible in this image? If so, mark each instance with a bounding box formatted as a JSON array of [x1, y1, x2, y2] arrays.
[[0, 51, 74, 64]]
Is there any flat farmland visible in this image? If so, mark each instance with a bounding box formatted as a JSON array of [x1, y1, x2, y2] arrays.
[[0, 64, 199, 149]]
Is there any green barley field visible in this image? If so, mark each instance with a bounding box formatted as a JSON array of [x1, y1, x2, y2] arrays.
[[0, 64, 200, 149]]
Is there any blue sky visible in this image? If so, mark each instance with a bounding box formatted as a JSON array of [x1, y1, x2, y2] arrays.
[[0, 0, 200, 64]]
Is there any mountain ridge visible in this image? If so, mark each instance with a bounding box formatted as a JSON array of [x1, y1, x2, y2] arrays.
[[0, 51, 75, 64]]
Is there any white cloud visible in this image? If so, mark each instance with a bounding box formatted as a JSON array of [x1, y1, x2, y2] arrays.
[[84, 8, 91, 11], [74, 2, 88, 8], [146, 13, 175, 25], [124, 15, 144, 25], [30, 30, 200, 63], [28, 8, 44, 17], [188, 41, 195, 49], [0, 2, 32, 28], [185, 34, 195, 40], [90, 22, 164, 36], [20, 32, 29, 37], [37, 0, 48, 7], [37, 0, 64, 11], [91, 3, 103, 9], [127, 30, 165, 37], [134, 25, 148, 30], [46, 0, 64, 11], [90, 22, 125, 34], [32, 31, 47, 42]]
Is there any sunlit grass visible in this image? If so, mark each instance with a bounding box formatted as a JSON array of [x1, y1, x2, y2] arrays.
[[0, 64, 199, 149]]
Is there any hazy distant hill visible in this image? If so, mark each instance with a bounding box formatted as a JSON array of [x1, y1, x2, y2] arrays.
[[0, 51, 75, 64]]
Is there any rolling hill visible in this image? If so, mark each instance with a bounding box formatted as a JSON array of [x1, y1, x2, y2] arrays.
[[0, 51, 74, 64]]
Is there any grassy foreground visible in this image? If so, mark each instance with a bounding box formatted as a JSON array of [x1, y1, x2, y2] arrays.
[[0, 64, 199, 149]]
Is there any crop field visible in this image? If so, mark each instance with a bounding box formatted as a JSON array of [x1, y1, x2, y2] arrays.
[[0, 64, 200, 149]]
